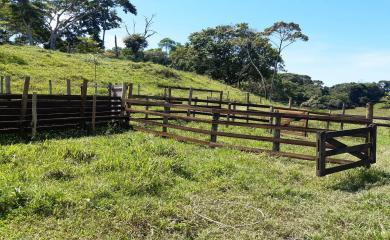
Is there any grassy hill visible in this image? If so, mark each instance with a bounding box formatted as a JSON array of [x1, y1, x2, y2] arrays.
[[0, 45, 261, 102], [0, 45, 389, 239]]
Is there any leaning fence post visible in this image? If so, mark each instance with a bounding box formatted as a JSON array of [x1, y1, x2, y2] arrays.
[[32, 92, 37, 138], [210, 111, 220, 146], [20, 76, 30, 133], [340, 103, 346, 130], [0, 76, 4, 94], [316, 131, 327, 177], [5, 76, 11, 94], [272, 113, 281, 152]]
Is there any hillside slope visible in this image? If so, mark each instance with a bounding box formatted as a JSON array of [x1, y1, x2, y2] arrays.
[[0, 45, 259, 102]]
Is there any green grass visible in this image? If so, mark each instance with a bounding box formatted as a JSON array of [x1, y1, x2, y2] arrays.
[[0, 45, 389, 239]]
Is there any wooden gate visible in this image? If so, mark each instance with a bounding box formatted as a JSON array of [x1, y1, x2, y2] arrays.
[[316, 125, 377, 177]]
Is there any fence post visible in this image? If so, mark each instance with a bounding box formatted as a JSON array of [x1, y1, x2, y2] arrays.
[[272, 113, 281, 152], [168, 87, 172, 103], [326, 109, 331, 130], [162, 102, 170, 137], [5, 76, 11, 94], [288, 97, 292, 109], [121, 83, 128, 126], [304, 112, 309, 137], [227, 103, 232, 126], [366, 102, 374, 125], [219, 91, 223, 108], [368, 124, 377, 164], [32, 92, 37, 138], [246, 93, 250, 123], [316, 131, 327, 177], [193, 97, 198, 117], [92, 94, 96, 132], [66, 79, 71, 95], [0, 76, 4, 94], [232, 102, 236, 122], [137, 83, 141, 95], [20, 76, 30, 133], [226, 91, 230, 101], [48, 80, 53, 95], [269, 106, 274, 134], [210, 111, 220, 145], [80, 80, 88, 129], [145, 97, 149, 120], [187, 87, 193, 117], [340, 103, 346, 130]]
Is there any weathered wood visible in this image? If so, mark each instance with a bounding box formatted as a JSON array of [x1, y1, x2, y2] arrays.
[[80, 80, 88, 128], [369, 124, 377, 164], [269, 106, 274, 134], [20, 77, 30, 132], [49, 80, 53, 95], [92, 94, 97, 132], [323, 160, 366, 176], [340, 103, 346, 130], [272, 115, 281, 152], [5, 76, 11, 94], [366, 102, 374, 125], [187, 87, 193, 117], [210, 112, 220, 143], [31, 92, 37, 137], [0, 76, 4, 94], [316, 131, 326, 177], [162, 103, 170, 135], [325, 143, 371, 157], [288, 98, 292, 109], [66, 79, 71, 95]]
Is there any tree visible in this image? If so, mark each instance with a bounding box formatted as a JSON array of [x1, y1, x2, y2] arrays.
[[42, 0, 136, 50], [186, 23, 275, 89], [123, 15, 157, 60], [263, 21, 309, 100], [158, 37, 177, 54], [9, 0, 47, 45]]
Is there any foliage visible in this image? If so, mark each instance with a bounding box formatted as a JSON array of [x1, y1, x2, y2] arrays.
[[143, 48, 167, 65]]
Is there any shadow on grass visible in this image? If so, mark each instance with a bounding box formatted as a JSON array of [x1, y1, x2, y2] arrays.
[[331, 168, 390, 192], [0, 123, 131, 146]]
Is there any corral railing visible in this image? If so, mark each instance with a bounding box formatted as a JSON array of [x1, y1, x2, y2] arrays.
[[0, 78, 126, 135], [126, 96, 377, 176]]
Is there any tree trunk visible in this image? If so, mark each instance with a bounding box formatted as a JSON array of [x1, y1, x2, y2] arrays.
[[115, 35, 119, 58], [102, 29, 106, 49], [27, 24, 33, 46], [49, 32, 58, 50]]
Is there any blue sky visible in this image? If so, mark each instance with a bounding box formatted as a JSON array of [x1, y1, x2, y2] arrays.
[[105, 0, 390, 86]]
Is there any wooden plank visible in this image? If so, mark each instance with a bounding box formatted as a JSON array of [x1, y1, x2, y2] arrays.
[[323, 160, 366, 176], [326, 137, 368, 161], [20, 77, 30, 132], [325, 127, 370, 138], [131, 118, 320, 148], [32, 92, 37, 137], [324, 143, 371, 157]]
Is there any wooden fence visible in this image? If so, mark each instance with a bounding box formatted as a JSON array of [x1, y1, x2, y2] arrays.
[[0, 77, 126, 136], [126, 86, 378, 177]]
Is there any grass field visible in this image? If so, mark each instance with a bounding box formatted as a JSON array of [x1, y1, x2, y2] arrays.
[[0, 45, 389, 239]]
